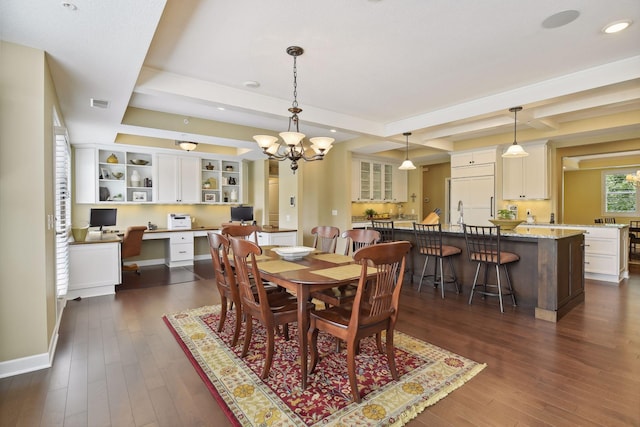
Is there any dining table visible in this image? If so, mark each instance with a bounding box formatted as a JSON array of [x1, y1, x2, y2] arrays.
[[250, 246, 375, 389]]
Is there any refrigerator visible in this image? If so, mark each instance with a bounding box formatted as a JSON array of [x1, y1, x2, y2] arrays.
[[450, 175, 494, 226]]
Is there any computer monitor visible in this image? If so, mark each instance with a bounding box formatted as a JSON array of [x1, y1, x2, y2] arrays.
[[230, 206, 254, 223], [89, 208, 117, 231]]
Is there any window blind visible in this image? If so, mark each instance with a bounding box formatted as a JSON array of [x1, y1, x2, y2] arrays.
[[55, 131, 71, 297]]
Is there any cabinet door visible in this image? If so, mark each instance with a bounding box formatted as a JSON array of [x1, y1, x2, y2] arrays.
[[371, 162, 382, 200], [392, 167, 407, 202], [359, 161, 371, 200], [75, 148, 97, 203], [450, 152, 474, 167], [502, 157, 524, 200], [351, 159, 361, 201], [522, 144, 548, 199], [156, 155, 200, 203]]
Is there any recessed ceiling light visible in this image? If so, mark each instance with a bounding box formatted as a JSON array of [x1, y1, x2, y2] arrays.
[[330, 129, 337, 133], [541, 10, 580, 29], [61, 2, 77, 10], [217, 107, 226, 111], [603, 20, 632, 34], [243, 81, 260, 88]]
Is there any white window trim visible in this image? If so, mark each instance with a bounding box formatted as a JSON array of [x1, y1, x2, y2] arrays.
[[601, 169, 639, 217]]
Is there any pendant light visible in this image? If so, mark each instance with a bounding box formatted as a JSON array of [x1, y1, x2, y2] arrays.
[[253, 46, 334, 173], [398, 132, 416, 170], [502, 106, 528, 158]]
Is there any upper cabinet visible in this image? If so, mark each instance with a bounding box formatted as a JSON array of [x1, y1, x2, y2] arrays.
[[502, 142, 548, 200], [450, 148, 496, 168], [352, 158, 407, 202], [75, 146, 243, 204], [156, 154, 200, 203]]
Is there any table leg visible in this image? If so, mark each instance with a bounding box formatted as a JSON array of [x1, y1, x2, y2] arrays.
[[298, 284, 310, 389]]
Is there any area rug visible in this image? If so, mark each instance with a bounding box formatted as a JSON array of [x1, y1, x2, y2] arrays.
[[163, 305, 486, 426]]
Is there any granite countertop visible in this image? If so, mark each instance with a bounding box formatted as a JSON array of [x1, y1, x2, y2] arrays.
[[146, 225, 296, 234], [519, 222, 629, 229], [392, 223, 585, 240]]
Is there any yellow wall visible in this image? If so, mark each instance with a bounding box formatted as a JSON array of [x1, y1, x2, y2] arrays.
[[563, 169, 603, 224], [0, 42, 58, 362]]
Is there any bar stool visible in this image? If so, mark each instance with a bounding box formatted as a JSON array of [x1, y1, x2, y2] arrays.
[[463, 224, 518, 313], [370, 220, 395, 242], [413, 223, 461, 298]]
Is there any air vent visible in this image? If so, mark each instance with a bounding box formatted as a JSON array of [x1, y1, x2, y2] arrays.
[[90, 98, 110, 109]]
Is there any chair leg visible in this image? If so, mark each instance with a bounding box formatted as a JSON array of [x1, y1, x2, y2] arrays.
[[447, 257, 460, 293], [346, 340, 361, 403], [439, 258, 445, 299], [231, 305, 242, 347], [495, 264, 504, 313], [308, 323, 319, 375], [261, 326, 275, 379], [385, 328, 398, 380], [241, 314, 253, 358], [503, 264, 517, 307], [375, 332, 384, 354], [418, 256, 430, 291], [218, 296, 228, 333], [468, 263, 482, 305]]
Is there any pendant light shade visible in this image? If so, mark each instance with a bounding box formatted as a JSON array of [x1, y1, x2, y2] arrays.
[[398, 132, 416, 170], [502, 106, 529, 158]]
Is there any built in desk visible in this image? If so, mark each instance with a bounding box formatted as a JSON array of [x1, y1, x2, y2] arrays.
[[392, 224, 586, 322]]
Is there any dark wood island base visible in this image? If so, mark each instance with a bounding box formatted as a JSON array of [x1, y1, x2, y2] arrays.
[[393, 225, 585, 322]]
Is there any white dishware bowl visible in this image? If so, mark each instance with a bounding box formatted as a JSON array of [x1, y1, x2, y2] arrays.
[[274, 246, 314, 261]]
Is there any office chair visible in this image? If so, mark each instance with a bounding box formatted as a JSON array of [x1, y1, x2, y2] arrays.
[[121, 226, 147, 274]]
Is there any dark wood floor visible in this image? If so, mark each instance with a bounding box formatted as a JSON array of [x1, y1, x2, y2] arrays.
[[2, 262, 639, 426]]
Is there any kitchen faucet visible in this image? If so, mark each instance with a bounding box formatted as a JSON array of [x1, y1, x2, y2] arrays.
[[457, 200, 464, 225]]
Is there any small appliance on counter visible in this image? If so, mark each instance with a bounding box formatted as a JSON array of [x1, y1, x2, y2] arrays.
[[168, 213, 191, 230]]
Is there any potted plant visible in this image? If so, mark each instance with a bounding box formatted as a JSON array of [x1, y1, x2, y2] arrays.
[[364, 208, 377, 220], [497, 209, 515, 220]]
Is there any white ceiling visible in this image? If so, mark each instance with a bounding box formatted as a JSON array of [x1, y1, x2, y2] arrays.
[[2, 0, 640, 162]]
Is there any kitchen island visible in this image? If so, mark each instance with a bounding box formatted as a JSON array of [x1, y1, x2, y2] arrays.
[[392, 224, 586, 322]]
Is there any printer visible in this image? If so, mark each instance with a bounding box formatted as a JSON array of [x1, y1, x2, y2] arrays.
[[168, 213, 191, 230]]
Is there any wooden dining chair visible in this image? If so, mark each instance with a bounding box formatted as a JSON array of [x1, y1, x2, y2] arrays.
[[207, 232, 242, 346], [229, 237, 311, 379], [308, 240, 411, 403], [221, 224, 260, 245], [630, 220, 640, 258], [311, 226, 340, 253], [311, 229, 382, 309]]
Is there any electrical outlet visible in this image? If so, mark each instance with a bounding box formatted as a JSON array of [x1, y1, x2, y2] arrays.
[[285, 215, 291, 222], [526, 209, 532, 216], [331, 210, 338, 216]]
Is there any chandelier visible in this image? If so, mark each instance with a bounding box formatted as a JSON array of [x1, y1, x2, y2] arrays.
[[626, 170, 640, 186], [253, 46, 334, 173], [501, 106, 529, 158]]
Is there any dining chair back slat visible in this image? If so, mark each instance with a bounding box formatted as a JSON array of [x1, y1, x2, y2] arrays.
[[221, 224, 260, 245], [311, 226, 340, 253]]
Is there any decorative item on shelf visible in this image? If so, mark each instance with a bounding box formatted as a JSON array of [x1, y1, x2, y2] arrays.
[[222, 176, 228, 185], [205, 162, 214, 170], [106, 153, 119, 163], [129, 159, 149, 165], [364, 208, 377, 220], [71, 225, 89, 242], [203, 182, 211, 189], [205, 193, 216, 202], [111, 172, 123, 179], [99, 186, 110, 201], [253, 46, 334, 173], [130, 170, 141, 187], [225, 165, 233, 171], [502, 106, 529, 158], [230, 189, 238, 202], [208, 177, 217, 187], [111, 194, 123, 201], [626, 170, 640, 186], [398, 132, 416, 170], [228, 177, 236, 185], [223, 192, 229, 203]]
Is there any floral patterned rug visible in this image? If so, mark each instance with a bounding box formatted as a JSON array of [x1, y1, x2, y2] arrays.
[[163, 305, 485, 426]]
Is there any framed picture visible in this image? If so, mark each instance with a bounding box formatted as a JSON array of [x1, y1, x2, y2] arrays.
[[100, 167, 110, 179], [132, 191, 147, 202], [205, 193, 216, 202]]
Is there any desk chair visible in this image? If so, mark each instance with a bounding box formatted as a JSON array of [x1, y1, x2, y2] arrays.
[[308, 241, 411, 403], [463, 224, 519, 313], [121, 226, 147, 274], [311, 226, 340, 253], [413, 223, 461, 298]]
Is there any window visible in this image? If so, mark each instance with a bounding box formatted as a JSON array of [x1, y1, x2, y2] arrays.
[[602, 169, 638, 216], [55, 129, 71, 297]]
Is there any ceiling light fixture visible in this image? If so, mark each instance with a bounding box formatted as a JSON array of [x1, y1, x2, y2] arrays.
[[253, 46, 334, 173], [176, 140, 198, 152], [398, 132, 416, 170], [501, 106, 529, 158], [603, 20, 632, 34]]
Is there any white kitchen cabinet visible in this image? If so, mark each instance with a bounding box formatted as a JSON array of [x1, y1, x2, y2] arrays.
[[352, 158, 405, 202], [165, 232, 195, 267], [156, 154, 200, 203], [256, 231, 297, 246], [502, 142, 548, 200], [68, 239, 121, 299], [450, 148, 496, 168]]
